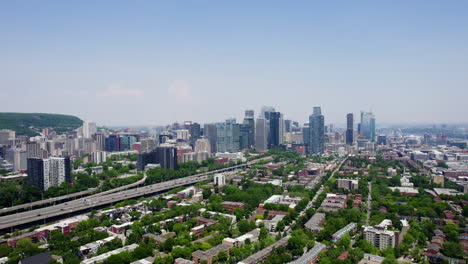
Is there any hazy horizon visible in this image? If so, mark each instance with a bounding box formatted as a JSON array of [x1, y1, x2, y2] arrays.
[[1, 1, 467, 126]]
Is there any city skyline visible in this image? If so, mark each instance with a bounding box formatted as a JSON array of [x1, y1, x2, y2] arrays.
[[1, 1, 467, 125]]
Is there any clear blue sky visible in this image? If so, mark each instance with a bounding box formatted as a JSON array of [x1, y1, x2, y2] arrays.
[[1, 1, 467, 126]]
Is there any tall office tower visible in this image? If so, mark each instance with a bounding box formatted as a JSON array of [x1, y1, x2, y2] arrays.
[[137, 145, 177, 171], [239, 124, 250, 150], [279, 113, 284, 145], [302, 123, 310, 151], [268, 112, 281, 149], [140, 138, 157, 153], [284, 120, 292, 133], [93, 133, 106, 151], [346, 113, 354, 145], [360, 111, 376, 142], [105, 135, 120, 152], [0, 129, 15, 146], [255, 118, 268, 152], [216, 123, 226, 153], [261, 106, 276, 120], [189, 123, 201, 147], [27, 157, 71, 191], [309, 107, 325, 154], [119, 135, 137, 151], [195, 138, 211, 154], [243, 110, 255, 149], [82, 121, 97, 138], [26, 142, 41, 158], [224, 119, 240, 153], [203, 124, 217, 154], [231, 123, 241, 152]]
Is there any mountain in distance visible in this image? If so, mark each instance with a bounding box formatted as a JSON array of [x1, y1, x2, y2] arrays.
[[0, 112, 83, 136]]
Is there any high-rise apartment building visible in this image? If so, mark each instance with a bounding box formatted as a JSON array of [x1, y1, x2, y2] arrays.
[[346, 113, 354, 145], [82, 121, 97, 139], [195, 138, 211, 154], [27, 157, 71, 191], [360, 112, 376, 142], [93, 133, 106, 151], [0, 129, 15, 146], [363, 220, 397, 250], [255, 118, 268, 152], [140, 138, 157, 153], [26, 142, 41, 158], [309, 107, 325, 154]]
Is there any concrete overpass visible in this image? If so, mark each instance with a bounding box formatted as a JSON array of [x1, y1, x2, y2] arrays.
[[0, 157, 270, 232]]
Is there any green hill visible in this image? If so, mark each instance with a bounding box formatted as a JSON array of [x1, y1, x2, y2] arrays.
[[0, 112, 83, 136]]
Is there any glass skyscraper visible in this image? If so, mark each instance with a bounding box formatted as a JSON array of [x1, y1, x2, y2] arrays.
[[309, 107, 325, 154], [360, 111, 376, 142]]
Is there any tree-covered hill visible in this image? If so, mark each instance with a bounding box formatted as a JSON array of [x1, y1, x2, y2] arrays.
[[0, 112, 83, 136]]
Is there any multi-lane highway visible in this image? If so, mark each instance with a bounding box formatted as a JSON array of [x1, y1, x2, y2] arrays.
[[0, 173, 146, 216], [0, 157, 271, 231]]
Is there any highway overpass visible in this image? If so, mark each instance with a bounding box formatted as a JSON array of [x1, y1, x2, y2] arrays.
[[0, 158, 270, 232]]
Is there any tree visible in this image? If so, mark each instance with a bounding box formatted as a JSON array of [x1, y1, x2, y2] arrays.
[[0, 244, 12, 257], [442, 222, 459, 242], [441, 242, 464, 258], [217, 251, 228, 262]]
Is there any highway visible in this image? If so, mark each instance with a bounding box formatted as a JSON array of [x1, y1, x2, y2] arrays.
[[0, 157, 271, 231], [0, 173, 147, 216]]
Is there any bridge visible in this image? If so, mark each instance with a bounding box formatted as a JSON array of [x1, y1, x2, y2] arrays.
[[0, 156, 270, 232]]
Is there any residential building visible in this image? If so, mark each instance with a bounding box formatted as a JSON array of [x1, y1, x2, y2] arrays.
[[337, 178, 359, 190], [304, 213, 326, 234], [363, 219, 405, 250], [82, 121, 97, 139], [27, 157, 71, 191], [290, 242, 326, 264], [332, 222, 357, 242]]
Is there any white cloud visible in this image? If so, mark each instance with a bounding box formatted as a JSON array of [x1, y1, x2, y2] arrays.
[[96, 84, 144, 97], [167, 80, 191, 100]]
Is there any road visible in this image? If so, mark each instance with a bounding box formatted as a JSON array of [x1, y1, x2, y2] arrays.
[[0, 157, 271, 231], [366, 182, 372, 226], [0, 173, 146, 216]]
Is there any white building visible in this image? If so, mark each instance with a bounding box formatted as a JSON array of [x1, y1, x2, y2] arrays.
[[214, 174, 226, 186], [195, 138, 211, 154], [82, 121, 97, 139]]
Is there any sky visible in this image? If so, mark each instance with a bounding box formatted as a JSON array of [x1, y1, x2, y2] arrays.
[[1, 1, 467, 126]]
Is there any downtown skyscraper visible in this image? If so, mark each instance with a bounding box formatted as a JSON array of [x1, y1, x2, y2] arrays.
[[346, 113, 354, 145], [360, 111, 376, 142], [255, 117, 268, 152], [268, 112, 281, 149], [308, 107, 325, 154], [242, 110, 255, 149]]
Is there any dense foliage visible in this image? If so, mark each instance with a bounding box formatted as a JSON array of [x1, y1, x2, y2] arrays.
[[0, 112, 83, 136]]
